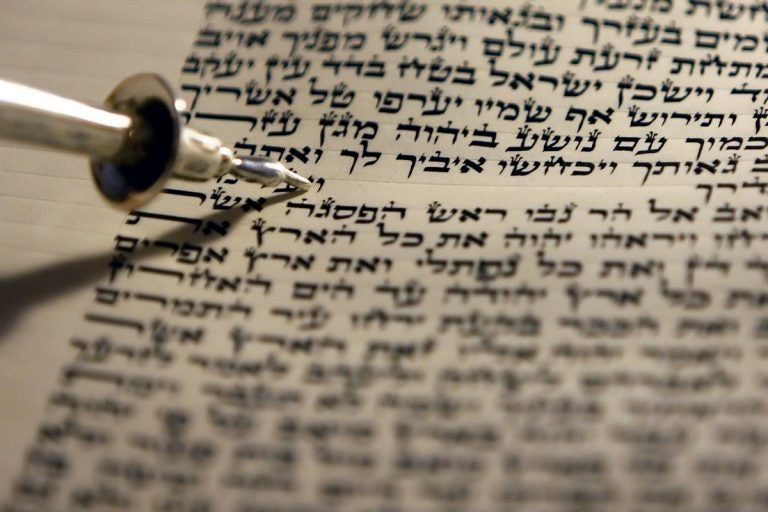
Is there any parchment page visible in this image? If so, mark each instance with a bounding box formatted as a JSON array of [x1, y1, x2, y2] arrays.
[[0, 0, 202, 504], [5, 1, 768, 511]]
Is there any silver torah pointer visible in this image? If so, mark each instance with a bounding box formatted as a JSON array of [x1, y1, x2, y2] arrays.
[[0, 73, 311, 209]]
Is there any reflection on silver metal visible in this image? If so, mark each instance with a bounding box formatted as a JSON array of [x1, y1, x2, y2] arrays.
[[231, 156, 311, 190], [0, 74, 311, 209], [0, 79, 131, 159]]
